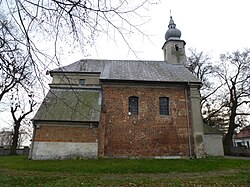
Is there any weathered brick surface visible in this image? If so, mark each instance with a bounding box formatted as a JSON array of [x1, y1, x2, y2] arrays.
[[34, 85, 194, 158], [99, 85, 193, 157], [35, 125, 98, 143]]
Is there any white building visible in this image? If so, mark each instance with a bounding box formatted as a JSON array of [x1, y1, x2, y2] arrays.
[[234, 126, 250, 148]]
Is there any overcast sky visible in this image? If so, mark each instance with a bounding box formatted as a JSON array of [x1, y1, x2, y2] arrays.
[[1, 0, 250, 129], [60, 0, 250, 64]]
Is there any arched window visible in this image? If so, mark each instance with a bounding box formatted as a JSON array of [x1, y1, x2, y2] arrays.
[[159, 97, 169, 115], [128, 96, 139, 115]]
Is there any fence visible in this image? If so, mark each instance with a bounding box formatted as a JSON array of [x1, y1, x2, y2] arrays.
[[230, 146, 250, 157], [0, 146, 30, 156]]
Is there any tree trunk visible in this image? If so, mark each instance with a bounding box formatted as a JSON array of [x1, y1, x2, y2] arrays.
[[223, 129, 234, 155], [10, 123, 20, 155], [223, 93, 237, 155], [10, 101, 36, 155]]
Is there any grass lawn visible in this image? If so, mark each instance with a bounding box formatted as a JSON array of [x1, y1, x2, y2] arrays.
[[0, 156, 249, 186]]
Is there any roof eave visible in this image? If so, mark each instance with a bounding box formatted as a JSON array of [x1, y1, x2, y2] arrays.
[[100, 79, 201, 85], [32, 119, 99, 124], [50, 71, 101, 77]]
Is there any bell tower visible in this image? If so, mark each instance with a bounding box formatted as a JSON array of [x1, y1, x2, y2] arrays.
[[162, 16, 187, 64]]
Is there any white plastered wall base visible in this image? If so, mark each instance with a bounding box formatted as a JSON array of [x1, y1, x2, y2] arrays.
[[204, 134, 224, 156], [30, 142, 98, 160]]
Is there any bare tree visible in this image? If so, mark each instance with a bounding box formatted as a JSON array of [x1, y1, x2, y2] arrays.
[[10, 90, 36, 155], [187, 49, 250, 154], [0, 13, 38, 154], [0, 19, 31, 101], [2, 0, 158, 70], [187, 49, 221, 108], [214, 50, 250, 154]]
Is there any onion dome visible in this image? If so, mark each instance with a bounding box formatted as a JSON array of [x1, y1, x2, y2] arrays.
[[165, 16, 182, 41]]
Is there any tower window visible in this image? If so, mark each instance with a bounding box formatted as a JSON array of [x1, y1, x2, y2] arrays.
[[175, 44, 179, 51], [159, 97, 169, 115], [128, 96, 139, 115]]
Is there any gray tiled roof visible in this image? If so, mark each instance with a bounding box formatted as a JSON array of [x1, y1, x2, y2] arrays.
[[52, 59, 200, 83], [33, 89, 101, 122]]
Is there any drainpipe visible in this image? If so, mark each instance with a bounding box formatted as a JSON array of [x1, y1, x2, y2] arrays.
[[185, 87, 192, 158]]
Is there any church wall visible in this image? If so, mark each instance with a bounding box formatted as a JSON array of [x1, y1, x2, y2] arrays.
[[51, 73, 100, 86], [31, 124, 98, 160], [34, 125, 98, 142], [99, 85, 193, 158]]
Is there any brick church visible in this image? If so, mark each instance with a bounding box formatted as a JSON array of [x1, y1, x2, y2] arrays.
[[29, 16, 206, 160]]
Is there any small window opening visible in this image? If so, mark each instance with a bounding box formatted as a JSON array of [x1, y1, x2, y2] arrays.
[[175, 44, 179, 51], [79, 79, 85, 86]]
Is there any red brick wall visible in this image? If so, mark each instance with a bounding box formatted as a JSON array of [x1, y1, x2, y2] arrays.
[[35, 125, 98, 143], [99, 85, 193, 157]]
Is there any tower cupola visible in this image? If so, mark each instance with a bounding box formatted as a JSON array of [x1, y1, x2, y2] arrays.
[[165, 16, 182, 41], [162, 16, 186, 64]]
